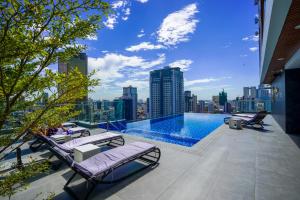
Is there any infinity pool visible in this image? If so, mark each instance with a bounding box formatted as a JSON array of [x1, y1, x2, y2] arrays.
[[101, 113, 228, 147]]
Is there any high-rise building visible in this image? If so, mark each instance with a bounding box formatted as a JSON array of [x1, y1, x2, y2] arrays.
[[122, 86, 137, 120], [207, 102, 214, 113], [212, 95, 219, 106], [150, 67, 184, 118], [197, 100, 205, 113], [113, 98, 124, 120], [243, 87, 250, 98], [243, 86, 256, 99], [102, 100, 111, 111], [219, 89, 227, 106], [184, 91, 192, 112], [95, 100, 101, 110], [123, 98, 133, 121], [146, 98, 150, 114], [224, 102, 232, 113], [191, 94, 197, 112], [58, 53, 88, 100], [250, 86, 257, 98]]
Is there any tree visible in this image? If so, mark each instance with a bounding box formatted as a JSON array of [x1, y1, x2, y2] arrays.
[[0, 0, 110, 198]]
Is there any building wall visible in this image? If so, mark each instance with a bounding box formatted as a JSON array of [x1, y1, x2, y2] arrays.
[[285, 69, 300, 133], [271, 72, 286, 131], [191, 95, 197, 112], [272, 68, 300, 134]]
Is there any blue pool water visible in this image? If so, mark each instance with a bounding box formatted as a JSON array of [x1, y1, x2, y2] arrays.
[[100, 113, 228, 147]]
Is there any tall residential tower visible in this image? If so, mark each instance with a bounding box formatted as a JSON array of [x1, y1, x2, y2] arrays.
[[150, 67, 184, 118], [122, 86, 137, 120], [58, 53, 88, 100]]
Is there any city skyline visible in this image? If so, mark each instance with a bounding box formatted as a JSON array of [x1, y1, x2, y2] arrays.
[[49, 0, 259, 100]]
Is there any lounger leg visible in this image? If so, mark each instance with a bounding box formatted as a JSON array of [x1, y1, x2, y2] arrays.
[[65, 172, 77, 187], [84, 183, 96, 200], [51, 160, 63, 170], [64, 172, 96, 200], [64, 172, 82, 200], [48, 153, 54, 160], [29, 139, 43, 152]]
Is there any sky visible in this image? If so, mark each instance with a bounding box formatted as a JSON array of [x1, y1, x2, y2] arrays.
[[55, 0, 260, 101]]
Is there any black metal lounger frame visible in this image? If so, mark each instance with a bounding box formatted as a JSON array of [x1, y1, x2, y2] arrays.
[[49, 145, 161, 200]]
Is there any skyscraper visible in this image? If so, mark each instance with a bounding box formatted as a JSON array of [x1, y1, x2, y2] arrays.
[[219, 89, 227, 106], [150, 67, 184, 118], [250, 86, 257, 98], [58, 53, 88, 100], [184, 91, 192, 112], [243, 87, 250, 98], [243, 86, 257, 99], [197, 100, 205, 113], [146, 98, 150, 114], [212, 95, 219, 106], [191, 94, 197, 112], [58, 53, 88, 75], [113, 98, 124, 120], [123, 98, 133, 121], [122, 86, 137, 120]]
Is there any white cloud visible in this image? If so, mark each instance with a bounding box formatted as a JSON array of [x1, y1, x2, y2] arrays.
[[137, 33, 145, 38], [240, 54, 248, 57], [185, 76, 231, 87], [135, 0, 149, 3], [122, 8, 130, 21], [86, 34, 97, 40], [188, 84, 232, 92], [169, 59, 193, 71], [142, 53, 165, 69], [112, 0, 126, 9], [249, 47, 258, 52], [104, 1, 131, 29], [185, 78, 219, 86], [242, 35, 259, 42], [137, 29, 145, 38], [115, 78, 149, 89], [88, 53, 165, 84], [156, 3, 199, 46], [104, 15, 117, 29], [132, 71, 150, 76], [126, 42, 165, 52]]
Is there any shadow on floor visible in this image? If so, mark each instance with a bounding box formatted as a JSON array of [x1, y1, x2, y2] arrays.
[[288, 134, 300, 149], [242, 126, 274, 133], [54, 161, 158, 200]]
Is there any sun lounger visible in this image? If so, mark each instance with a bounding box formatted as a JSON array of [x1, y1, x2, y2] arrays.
[[56, 132, 125, 153], [224, 111, 267, 129], [30, 132, 124, 152], [49, 142, 161, 200]]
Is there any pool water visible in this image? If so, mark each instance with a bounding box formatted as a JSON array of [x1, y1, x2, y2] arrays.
[[101, 113, 228, 147]]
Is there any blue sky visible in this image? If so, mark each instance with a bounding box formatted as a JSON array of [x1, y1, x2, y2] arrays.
[[63, 0, 260, 101]]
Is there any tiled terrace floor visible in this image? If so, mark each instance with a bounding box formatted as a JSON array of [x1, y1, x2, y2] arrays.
[[4, 115, 300, 200]]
